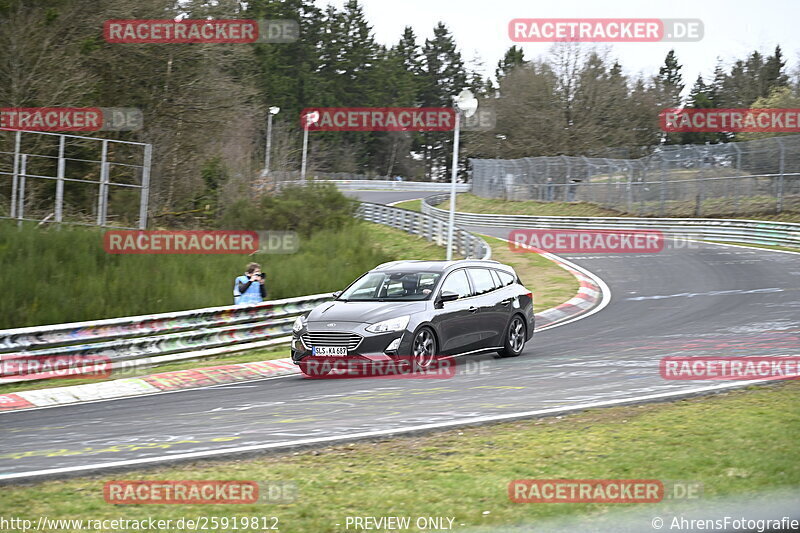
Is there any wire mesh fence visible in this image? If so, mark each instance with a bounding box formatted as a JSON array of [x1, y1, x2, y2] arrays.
[[470, 135, 800, 217]]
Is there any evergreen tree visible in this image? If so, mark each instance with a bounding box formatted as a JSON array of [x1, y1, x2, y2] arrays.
[[495, 45, 526, 85], [656, 49, 684, 107], [419, 22, 467, 179], [761, 45, 789, 98]]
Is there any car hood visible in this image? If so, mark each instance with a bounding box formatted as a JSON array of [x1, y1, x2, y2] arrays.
[[306, 300, 426, 325]]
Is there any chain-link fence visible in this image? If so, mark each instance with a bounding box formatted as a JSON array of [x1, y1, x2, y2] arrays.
[[470, 135, 800, 217]]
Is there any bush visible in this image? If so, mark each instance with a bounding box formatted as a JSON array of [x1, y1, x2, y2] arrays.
[[219, 183, 358, 236]]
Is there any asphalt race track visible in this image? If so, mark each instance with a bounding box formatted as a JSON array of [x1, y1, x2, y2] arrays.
[[1, 190, 799, 482]]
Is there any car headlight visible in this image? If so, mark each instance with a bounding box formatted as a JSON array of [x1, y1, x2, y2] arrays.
[[292, 315, 306, 333], [365, 315, 410, 334]]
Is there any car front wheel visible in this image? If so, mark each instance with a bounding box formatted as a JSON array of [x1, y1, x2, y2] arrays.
[[411, 327, 437, 369]]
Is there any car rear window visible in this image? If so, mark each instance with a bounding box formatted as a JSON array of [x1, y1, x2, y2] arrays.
[[496, 270, 516, 286]]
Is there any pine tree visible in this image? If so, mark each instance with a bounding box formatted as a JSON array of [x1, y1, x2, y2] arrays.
[[495, 45, 526, 85], [656, 49, 684, 108], [761, 45, 789, 98], [419, 22, 467, 179]]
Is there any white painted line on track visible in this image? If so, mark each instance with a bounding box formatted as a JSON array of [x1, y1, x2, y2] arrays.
[[0, 377, 779, 482]]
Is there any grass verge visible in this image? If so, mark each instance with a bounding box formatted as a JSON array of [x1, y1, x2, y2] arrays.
[[437, 193, 800, 223], [1, 381, 797, 532], [392, 199, 422, 212]]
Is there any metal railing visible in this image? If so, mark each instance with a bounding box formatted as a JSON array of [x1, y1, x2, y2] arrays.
[[357, 201, 491, 259], [421, 194, 800, 248], [0, 202, 490, 383], [271, 179, 470, 192], [0, 129, 151, 229]]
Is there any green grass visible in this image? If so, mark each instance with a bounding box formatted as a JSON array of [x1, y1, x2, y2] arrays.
[[447, 194, 623, 217], [0, 222, 396, 330], [365, 222, 446, 260], [392, 199, 422, 212], [1, 381, 796, 532], [438, 193, 800, 222]]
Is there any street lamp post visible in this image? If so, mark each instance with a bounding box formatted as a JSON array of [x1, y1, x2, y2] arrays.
[[263, 106, 280, 177], [446, 89, 478, 260], [300, 110, 319, 182]]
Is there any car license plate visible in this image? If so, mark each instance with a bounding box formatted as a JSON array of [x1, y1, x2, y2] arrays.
[[312, 346, 348, 356]]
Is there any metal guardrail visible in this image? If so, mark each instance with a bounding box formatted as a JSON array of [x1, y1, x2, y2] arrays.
[[0, 202, 490, 383], [421, 194, 800, 248], [273, 179, 471, 192], [358, 201, 491, 260]]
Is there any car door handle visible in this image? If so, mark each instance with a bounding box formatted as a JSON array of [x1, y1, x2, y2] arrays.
[[500, 298, 513, 306], [468, 306, 478, 313]]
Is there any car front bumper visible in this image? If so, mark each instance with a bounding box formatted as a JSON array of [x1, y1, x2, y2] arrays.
[[291, 323, 412, 364]]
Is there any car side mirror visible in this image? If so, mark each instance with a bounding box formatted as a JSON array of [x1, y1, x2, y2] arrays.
[[436, 291, 459, 307], [332, 291, 342, 299]]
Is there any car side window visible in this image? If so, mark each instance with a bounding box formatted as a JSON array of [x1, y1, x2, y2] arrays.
[[488, 269, 503, 289], [496, 270, 515, 287], [468, 268, 496, 295], [440, 269, 472, 299]]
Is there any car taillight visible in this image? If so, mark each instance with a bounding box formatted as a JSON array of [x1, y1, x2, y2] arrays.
[[525, 292, 533, 301]]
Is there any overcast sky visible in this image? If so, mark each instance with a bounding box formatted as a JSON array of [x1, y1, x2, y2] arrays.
[[314, 0, 800, 90]]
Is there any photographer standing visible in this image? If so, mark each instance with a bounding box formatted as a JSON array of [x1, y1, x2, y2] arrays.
[[233, 262, 267, 305]]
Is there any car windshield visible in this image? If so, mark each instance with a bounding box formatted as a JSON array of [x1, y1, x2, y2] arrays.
[[339, 271, 441, 301]]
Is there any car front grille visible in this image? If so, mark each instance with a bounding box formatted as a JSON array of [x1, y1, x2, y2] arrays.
[[302, 331, 363, 350]]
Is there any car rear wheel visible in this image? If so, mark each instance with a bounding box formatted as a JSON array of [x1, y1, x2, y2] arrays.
[[299, 360, 332, 377], [497, 315, 526, 358], [412, 327, 437, 369]]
